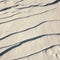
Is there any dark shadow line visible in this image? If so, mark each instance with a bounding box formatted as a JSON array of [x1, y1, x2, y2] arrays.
[[0, 43, 18, 49], [17, 0, 60, 10], [0, 0, 59, 12], [0, 3, 41, 12], [0, 32, 60, 56], [43, 0, 60, 6], [15, 0, 23, 4], [0, 8, 56, 25], [18, 3, 41, 10], [13, 44, 60, 60], [0, 4, 19, 12], [0, 19, 60, 41], [0, 0, 58, 19], [0, 1, 40, 12]]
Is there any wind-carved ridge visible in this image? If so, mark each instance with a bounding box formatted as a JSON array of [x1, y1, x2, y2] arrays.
[[0, 0, 60, 12], [0, 0, 59, 19], [42, 0, 60, 6], [0, 8, 57, 25], [0, 4, 19, 12], [0, 0, 60, 59], [0, 19, 60, 41], [13, 44, 60, 60], [0, 32, 60, 56]]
